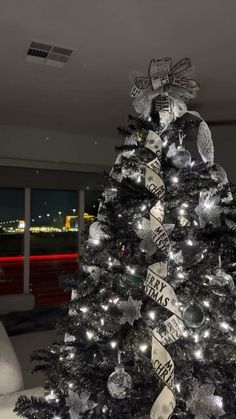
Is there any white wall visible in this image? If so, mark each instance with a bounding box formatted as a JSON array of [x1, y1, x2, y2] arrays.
[[0, 123, 235, 184], [0, 124, 122, 172]]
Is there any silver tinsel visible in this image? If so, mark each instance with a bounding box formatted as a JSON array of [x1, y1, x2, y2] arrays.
[[187, 382, 224, 419], [66, 390, 97, 419], [118, 296, 142, 326]]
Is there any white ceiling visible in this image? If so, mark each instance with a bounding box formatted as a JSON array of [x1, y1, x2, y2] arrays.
[[0, 0, 235, 142]]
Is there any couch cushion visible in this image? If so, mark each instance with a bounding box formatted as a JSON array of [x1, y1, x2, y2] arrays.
[[0, 321, 24, 394]]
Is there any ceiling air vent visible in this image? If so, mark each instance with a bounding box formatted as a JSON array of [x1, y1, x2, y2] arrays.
[[26, 41, 73, 68]]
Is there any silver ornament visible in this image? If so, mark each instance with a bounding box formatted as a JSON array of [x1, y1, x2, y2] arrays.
[[187, 382, 224, 419], [118, 296, 142, 326], [171, 145, 191, 169], [182, 304, 205, 328], [197, 121, 214, 164], [107, 364, 132, 399]]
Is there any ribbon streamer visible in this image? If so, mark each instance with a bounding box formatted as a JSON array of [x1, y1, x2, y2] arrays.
[[143, 130, 184, 419]]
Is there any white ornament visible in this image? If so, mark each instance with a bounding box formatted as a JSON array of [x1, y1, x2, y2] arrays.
[[118, 296, 142, 326], [187, 382, 224, 419], [66, 390, 96, 419]]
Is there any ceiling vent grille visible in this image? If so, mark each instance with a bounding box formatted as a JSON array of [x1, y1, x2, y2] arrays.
[[26, 41, 73, 68]]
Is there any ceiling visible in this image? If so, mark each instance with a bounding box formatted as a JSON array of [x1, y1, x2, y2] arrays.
[[0, 0, 235, 142]]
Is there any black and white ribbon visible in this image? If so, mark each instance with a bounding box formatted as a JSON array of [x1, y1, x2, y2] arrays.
[[144, 130, 184, 419]]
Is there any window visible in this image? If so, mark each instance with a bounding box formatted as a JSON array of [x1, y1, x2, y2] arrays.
[[0, 188, 24, 294], [30, 189, 79, 305]]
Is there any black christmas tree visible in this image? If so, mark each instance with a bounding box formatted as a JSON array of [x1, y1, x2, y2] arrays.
[[15, 57, 236, 419]]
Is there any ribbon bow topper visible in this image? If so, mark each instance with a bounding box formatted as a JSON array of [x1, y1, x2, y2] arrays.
[[131, 57, 199, 97]]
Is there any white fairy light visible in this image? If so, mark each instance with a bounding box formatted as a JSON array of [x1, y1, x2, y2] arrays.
[[194, 349, 203, 359], [186, 239, 193, 246], [59, 356, 63, 361], [141, 204, 147, 211], [179, 208, 185, 215], [193, 220, 198, 226], [183, 330, 189, 338], [182, 202, 188, 208], [148, 311, 156, 320], [162, 139, 168, 147], [147, 116, 152, 121], [139, 344, 148, 352], [137, 176, 141, 183], [220, 321, 229, 330], [69, 383, 74, 389], [80, 306, 88, 313], [203, 300, 210, 308], [54, 416, 61, 419], [110, 341, 117, 349], [69, 352, 75, 359], [101, 304, 109, 311], [92, 238, 100, 245], [190, 161, 195, 167], [100, 318, 105, 326], [171, 176, 179, 184], [177, 272, 185, 279], [86, 331, 94, 340], [204, 330, 210, 338], [193, 333, 199, 343], [175, 383, 181, 393]]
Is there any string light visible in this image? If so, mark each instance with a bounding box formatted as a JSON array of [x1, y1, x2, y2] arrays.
[[110, 341, 117, 349], [194, 349, 203, 359], [162, 139, 168, 147], [186, 239, 193, 246], [179, 208, 185, 215], [80, 306, 88, 313], [148, 311, 156, 321], [139, 344, 148, 352], [92, 238, 100, 245], [177, 272, 185, 279], [193, 333, 199, 343], [203, 300, 210, 308], [171, 176, 179, 184], [101, 304, 109, 311], [141, 204, 147, 211], [69, 352, 75, 359], [86, 331, 94, 340], [69, 383, 74, 389], [137, 176, 141, 183], [175, 383, 181, 393], [100, 318, 105, 326], [204, 330, 210, 338], [220, 322, 229, 330], [118, 214, 122, 218]]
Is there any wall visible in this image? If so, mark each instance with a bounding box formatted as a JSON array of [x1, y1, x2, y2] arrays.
[[0, 123, 235, 183], [0, 124, 122, 172]]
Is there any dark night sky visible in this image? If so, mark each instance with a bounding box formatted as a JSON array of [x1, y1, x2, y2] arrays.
[[0, 188, 100, 222]]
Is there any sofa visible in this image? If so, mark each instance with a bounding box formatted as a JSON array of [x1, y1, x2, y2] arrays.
[[0, 321, 55, 418]]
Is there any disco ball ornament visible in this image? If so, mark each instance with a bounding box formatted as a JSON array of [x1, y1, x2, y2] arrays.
[[182, 304, 205, 328], [172, 146, 191, 169], [107, 365, 132, 399]]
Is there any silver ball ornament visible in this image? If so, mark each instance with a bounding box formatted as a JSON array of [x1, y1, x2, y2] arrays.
[[172, 146, 191, 169], [182, 304, 205, 328], [107, 365, 132, 399]]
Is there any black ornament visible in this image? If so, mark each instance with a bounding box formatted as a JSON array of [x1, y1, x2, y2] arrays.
[[182, 304, 205, 328]]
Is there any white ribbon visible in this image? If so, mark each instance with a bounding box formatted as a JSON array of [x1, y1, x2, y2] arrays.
[[143, 130, 184, 419]]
